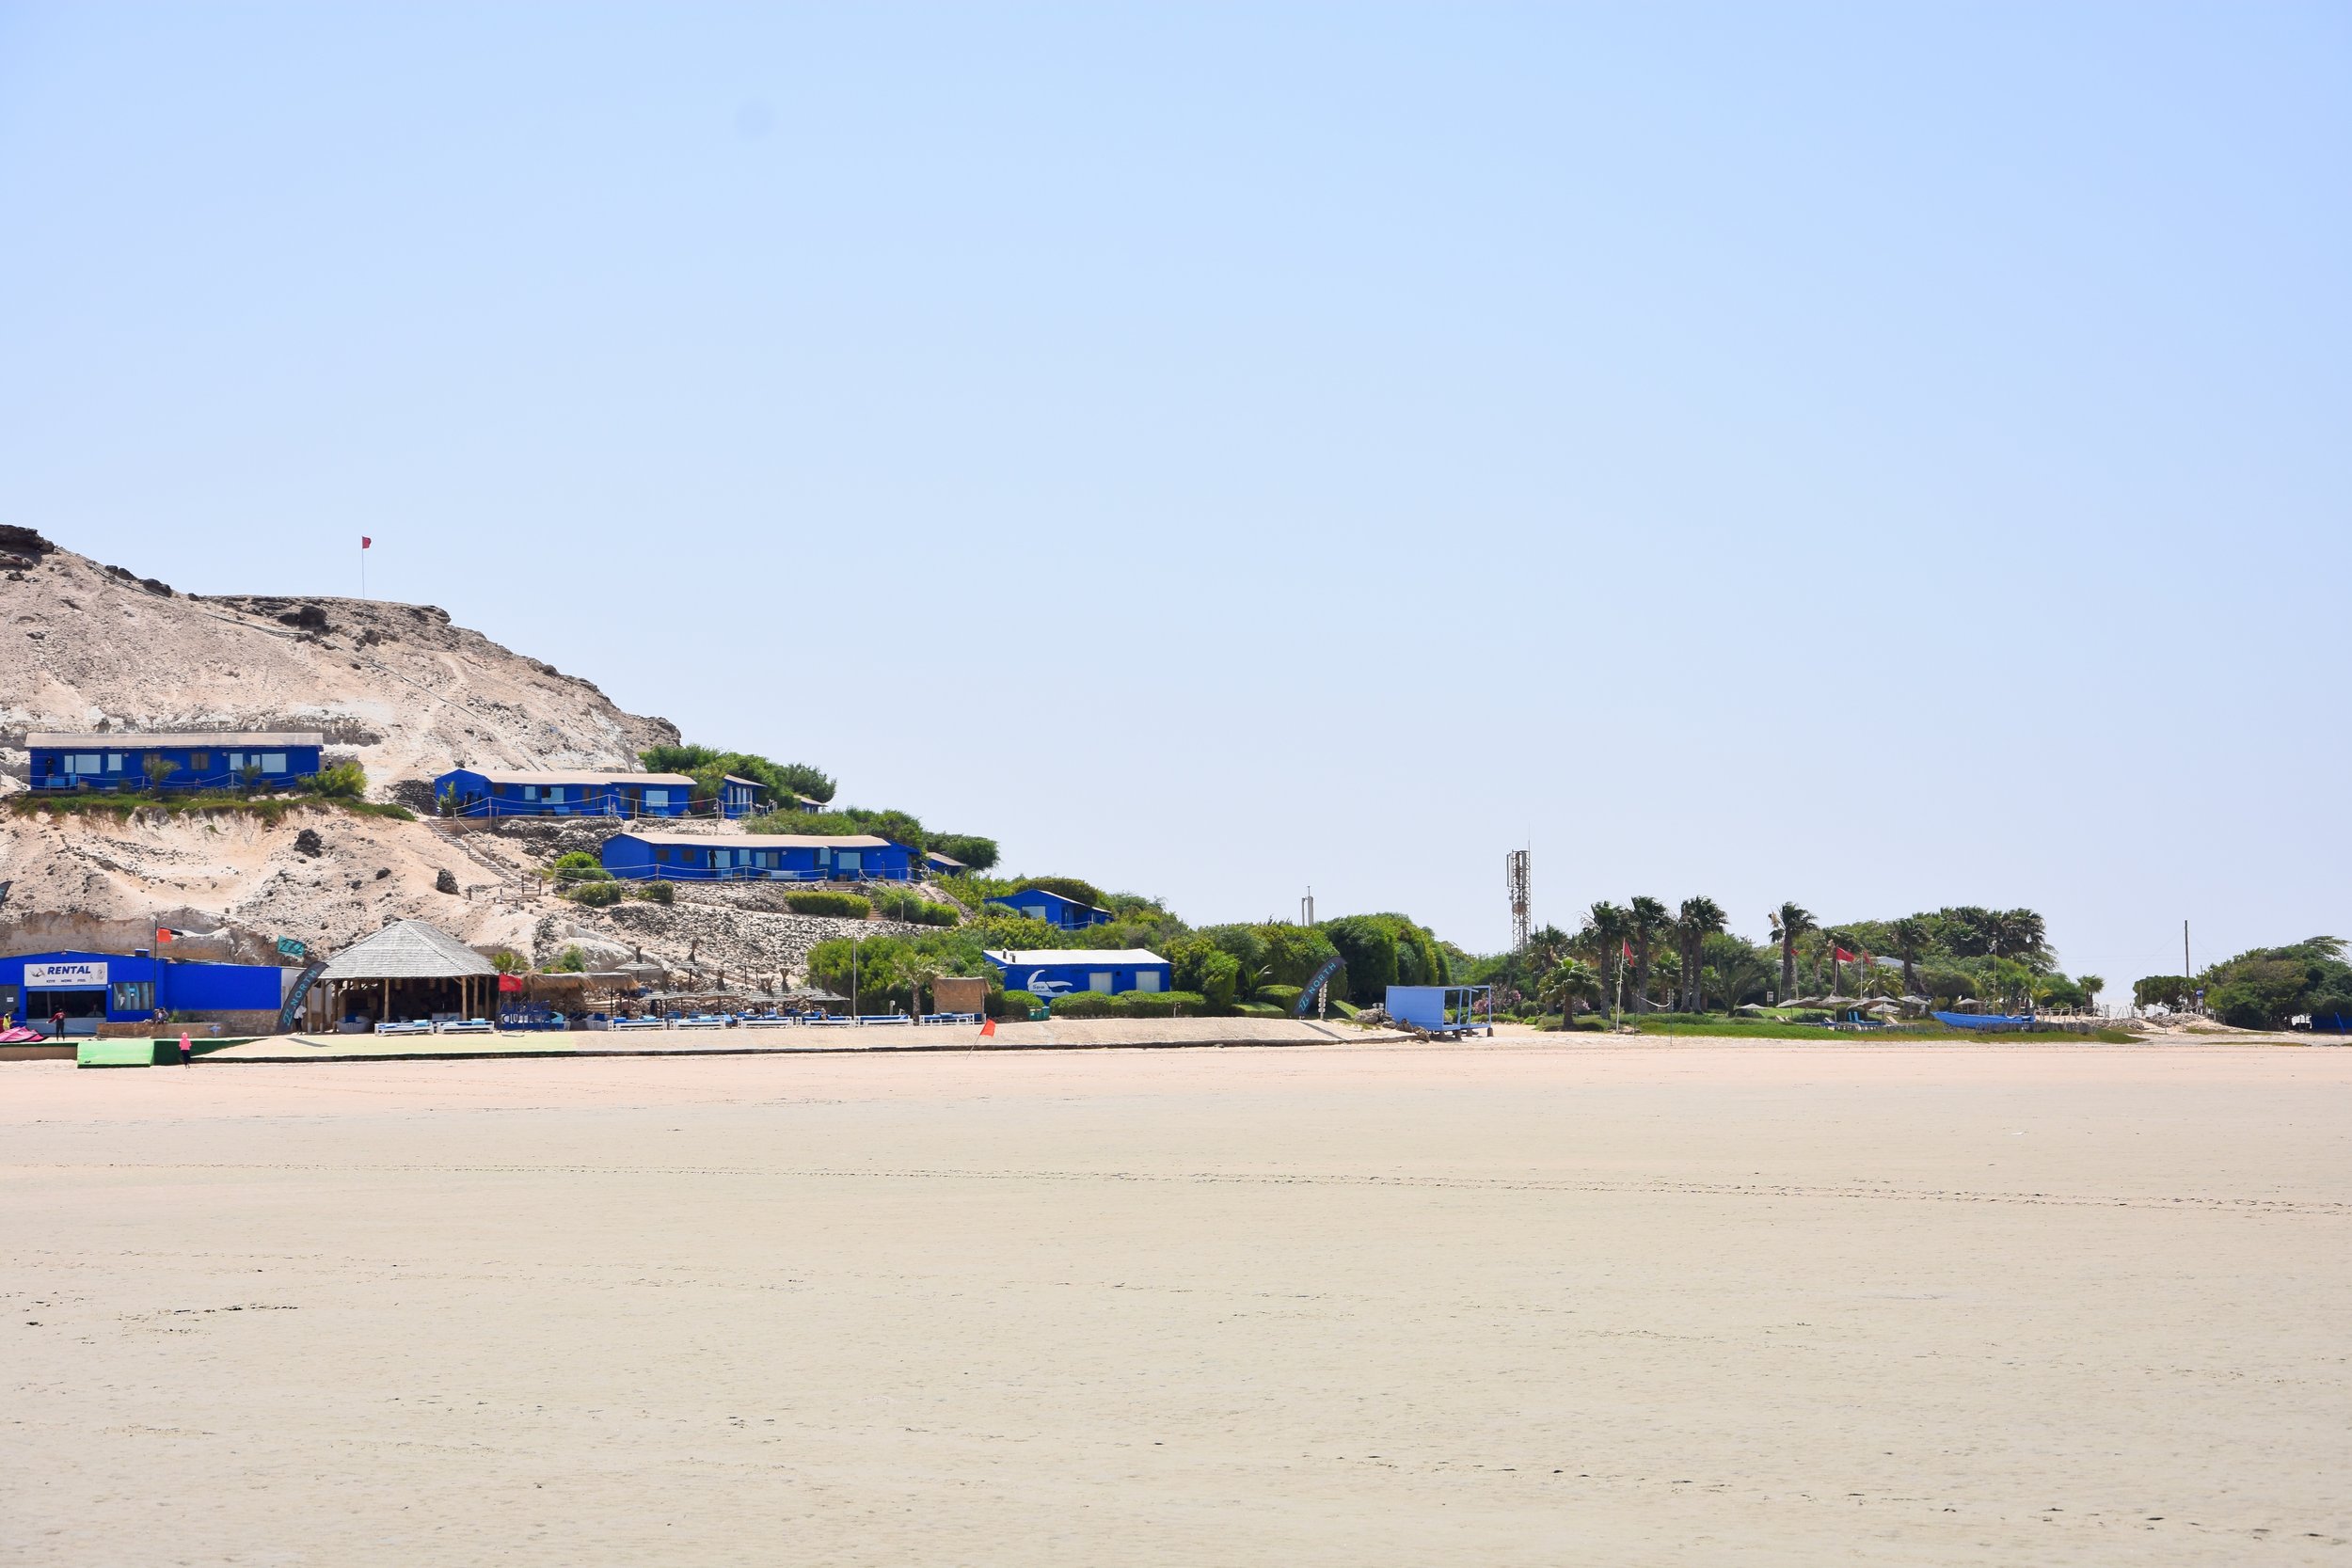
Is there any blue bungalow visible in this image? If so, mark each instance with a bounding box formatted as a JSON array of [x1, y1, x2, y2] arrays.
[[599, 831, 917, 882], [984, 949, 1170, 1000], [986, 889, 1113, 930], [434, 768, 697, 819], [28, 731, 324, 793], [719, 775, 770, 819], [0, 949, 287, 1032], [925, 849, 967, 878]]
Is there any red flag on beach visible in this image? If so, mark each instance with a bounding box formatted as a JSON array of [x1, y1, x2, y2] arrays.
[[498, 974, 522, 992], [1621, 940, 1634, 962], [361, 536, 372, 549], [1835, 946, 1856, 962], [979, 1016, 996, 1038]]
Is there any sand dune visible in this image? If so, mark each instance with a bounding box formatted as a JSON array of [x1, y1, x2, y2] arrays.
[[3, 1039, 2345, 1565]]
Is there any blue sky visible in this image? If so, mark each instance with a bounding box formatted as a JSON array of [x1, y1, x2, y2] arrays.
[[3, 3, 2345, 990]]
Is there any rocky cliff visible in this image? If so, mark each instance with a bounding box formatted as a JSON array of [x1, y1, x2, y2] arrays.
[[0, 529, 677, 794]]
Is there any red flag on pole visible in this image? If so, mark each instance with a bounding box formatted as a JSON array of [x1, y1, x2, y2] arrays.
[[360, 536, 372, 548], [498, 974, 523, 993], [1621, 940, 1635, 962], [1835, 946, 1856, 963], [979, 1016, 996, 1038]]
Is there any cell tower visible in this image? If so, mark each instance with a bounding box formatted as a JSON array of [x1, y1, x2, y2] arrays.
[[1505, 848, 1531, 953]]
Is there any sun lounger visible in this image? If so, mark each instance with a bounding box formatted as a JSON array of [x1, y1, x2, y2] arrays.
[[374, 1020, 435, 1037], [435, 1018, 493, 1035]]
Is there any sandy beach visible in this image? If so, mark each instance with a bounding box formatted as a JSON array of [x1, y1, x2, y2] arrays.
[[4, 1038, 2346, 1565]]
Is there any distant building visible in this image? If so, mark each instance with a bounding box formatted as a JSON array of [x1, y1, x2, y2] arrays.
[[924, 849, 967, 878], [1, 948, 288, 1032], [434, 768, 696, 819], [27, 731, 324, 792], [599, 831, 917, 882], [719, 775, 770, 819], [984, 948, 1169, 999], [986, 889, 1112, 929]]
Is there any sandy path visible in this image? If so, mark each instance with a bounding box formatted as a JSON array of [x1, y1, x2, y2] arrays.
[[4, 1041, 2346, 1565]]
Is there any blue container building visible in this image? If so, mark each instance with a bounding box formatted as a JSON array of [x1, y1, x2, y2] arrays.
[[434, 768, 697, 819], [984, 949, 1170, 1000], [719, 775, 771, 819], [985, 889, 1113, 929], [599, 831, 917, 882], [28, 732, 324, 793], [1, 949, 288, 1031]]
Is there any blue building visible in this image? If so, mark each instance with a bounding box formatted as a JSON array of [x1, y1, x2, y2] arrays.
[[28, 731, 324, 793], [984, 948, 1170, 999], [985, 889, 1113, 929], [434, 768, 697, 819], [0, 949, 288, 1030], [599, 831, 917, 882], [719, 775, 770, 819], [925, 849, 968, 878]]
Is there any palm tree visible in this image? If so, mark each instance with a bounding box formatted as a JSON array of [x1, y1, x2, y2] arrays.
[[2078, 974, 2105, 1014], [1887, 914, 1931, 999], [1768, 903, 1816, 1004], [1675, 896, 1727, 1010], [1539, 958, 1602, 1022], [1986, 909, 2050, 970], [1628, 896, 1669, 1010], [1580, 902, 1633, 1020]]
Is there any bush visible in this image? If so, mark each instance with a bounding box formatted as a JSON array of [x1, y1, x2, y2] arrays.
[[1119, 990, 1208, 1019], [787, 891, 873, 918], [873, 890, 959, 927], [1257, 983, 1303, 1015], [305, 760, 369, 800], [636, 879, 675, 905], [1047, 991, 1129, 1018], [1233, 1002, 1286, 1019], [550, 946, 588, 973], [550, 851, 612, 887], [991, 989, 1041, 1020], [566, 879, 625, 907]]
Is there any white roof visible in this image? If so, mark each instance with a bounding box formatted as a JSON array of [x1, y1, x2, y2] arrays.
[[612, 831, 894, 849], [30, 731, 323, 749], [986, 949, 1166, 967], [445, 768, 695, 787]]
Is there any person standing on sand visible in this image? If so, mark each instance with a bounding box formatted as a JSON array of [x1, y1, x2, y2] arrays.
[[50, 1006, 66, 1038], [179, 1030, 193, 1067]]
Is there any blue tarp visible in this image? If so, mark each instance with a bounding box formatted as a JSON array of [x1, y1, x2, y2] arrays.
[[1932, 1009, 2037, 1030]]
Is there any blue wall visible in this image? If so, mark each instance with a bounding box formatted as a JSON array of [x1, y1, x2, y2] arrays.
[[436, 769, 693, 818], [986, 890, 1111, 929], [719, 779, 769, 819], [0, 950, 286, 1022], [31, 744, 322, 792], [600, 834, 916, 881], [984, 954, 1171, 998]]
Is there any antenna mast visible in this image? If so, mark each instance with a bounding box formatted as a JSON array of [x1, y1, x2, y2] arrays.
[[1505, 847, 1532, 953]]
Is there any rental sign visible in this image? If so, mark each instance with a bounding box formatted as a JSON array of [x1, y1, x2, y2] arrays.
[[24, 960, 107, 989]]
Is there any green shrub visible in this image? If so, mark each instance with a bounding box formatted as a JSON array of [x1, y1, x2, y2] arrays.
[[1047, 991, 1129, 1019], [1120, 990, 1208, 1019], [1233, 1002, 1286, 1019], [566, 879, 625, 907], [551, 946, 588, 972], [636, 879, 675, 905], [1257, 983, 1303, 1015], [304, 760, 369, 800], [787, 891, 873, 918], [991, 989, 1040, 1020], [550, 851, 612, 887], [873, 890, 959, 927]]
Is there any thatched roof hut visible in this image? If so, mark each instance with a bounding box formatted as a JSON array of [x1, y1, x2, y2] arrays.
[[310, 920, 501, 1029]]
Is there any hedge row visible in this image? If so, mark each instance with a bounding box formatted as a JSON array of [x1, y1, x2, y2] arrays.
[[787, 891, 872, 918], [872, 890, 960, 927], [1045, 990, 1211, 1020]]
